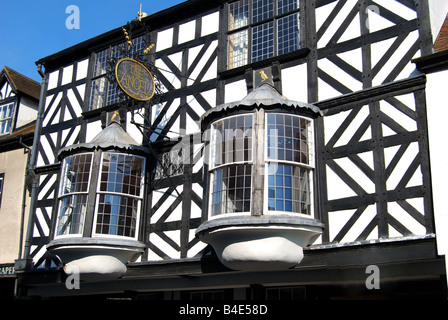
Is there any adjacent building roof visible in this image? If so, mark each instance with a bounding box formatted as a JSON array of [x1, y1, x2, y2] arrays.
[[0, 66, 41, 101], [413, 13, 448, 73], [0, 122, 35, 152], [434, 14, 448, 53]]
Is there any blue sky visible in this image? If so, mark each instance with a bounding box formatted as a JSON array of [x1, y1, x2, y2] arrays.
[[0, 0, 185, 82]]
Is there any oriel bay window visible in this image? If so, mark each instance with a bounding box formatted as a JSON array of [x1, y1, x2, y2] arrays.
[[197, 84, 324, 271], [53, 123, 147, 240], [48, 122, 147, 280], [55, 151, 145, 239]]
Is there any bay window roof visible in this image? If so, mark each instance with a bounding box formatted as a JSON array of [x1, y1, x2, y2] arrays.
[[201, 83, 323, 129], [58, 121, 148, 159]]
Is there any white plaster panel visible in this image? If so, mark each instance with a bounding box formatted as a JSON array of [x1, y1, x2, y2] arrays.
[[201, 11, 219, 37], [281, 64, 308, 103], [426, 70, 448, 256], [17, 97, 38, 128], [385, 142, 420, 190], [61, 125, 80, 149], [326, 164, 357, 201], [156, 28, 173, 52], [155, 56, 181, 90], [187, 229, 207, 258], [76, 58, 89, 80], [225, 80, 247, 103], [0, 81, 14, 98], [178, 20, 196, 44], [126, 110, 143, 145], [61, 65, 73, 86], [85, 120, 102, 142], [47, 70, 59, 90], [429, 0, 448, 42], [42, 93, 61, 126], [151, 186, 183, 223]]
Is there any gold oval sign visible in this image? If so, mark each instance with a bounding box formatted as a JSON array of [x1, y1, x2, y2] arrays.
[[115, 58, 155, 101]]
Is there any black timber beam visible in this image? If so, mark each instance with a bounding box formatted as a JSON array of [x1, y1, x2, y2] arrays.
[[413, 50, 448, 74], [18, 236, 445, 298]]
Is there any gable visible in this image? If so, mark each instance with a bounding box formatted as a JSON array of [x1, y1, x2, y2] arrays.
[[0, 67, 41, 101], [0, 78, 15, 100]]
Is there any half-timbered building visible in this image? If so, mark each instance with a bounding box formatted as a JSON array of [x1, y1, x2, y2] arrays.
[[14, 0, 448, 299]]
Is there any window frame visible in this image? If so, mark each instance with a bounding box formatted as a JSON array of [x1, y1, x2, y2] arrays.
[[154, 147, 185, 180], [55, 152, 94, 238], [208, 113, 255, 218], [227, 0, 301, 70], [92, 152, 146, 240], [264, 112, 314, 218], [0, 102, 15, 136]]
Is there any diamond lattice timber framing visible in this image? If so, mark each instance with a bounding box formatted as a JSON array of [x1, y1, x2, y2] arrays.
[[314, 74, 433, 243]]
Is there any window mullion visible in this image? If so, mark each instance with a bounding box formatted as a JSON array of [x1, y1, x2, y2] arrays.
[[79, 151, 99, 237], [274, 18, 278, 57], [248, 0, 253, 64], [274, 0, 280, 56]]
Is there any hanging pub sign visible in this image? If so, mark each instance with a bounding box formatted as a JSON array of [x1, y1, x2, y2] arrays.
[[115, 58, 155, 101]]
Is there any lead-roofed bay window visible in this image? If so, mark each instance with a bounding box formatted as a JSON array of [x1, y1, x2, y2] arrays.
[[228, 0, 300, 69], [55, 151, 145, 239], [48, 122, 147, 280], [197, 84, 324, 271]]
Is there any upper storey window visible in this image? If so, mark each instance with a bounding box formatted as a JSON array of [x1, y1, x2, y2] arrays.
[[228, 0, 300, 69], [0, 102, 13, 135], [89, 35, 145, 110]]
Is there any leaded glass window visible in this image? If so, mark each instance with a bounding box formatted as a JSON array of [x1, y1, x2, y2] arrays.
[[155, 148, 184, 180], [89, 35, 145, 110], [252, 21, 274, 63], [209, 114, 253, 216], [94, 152, 145, 238], [266, 113, 313, 215], [229, 30, 249, 69], [229, 0, 249, 30], [227, 0, 300, 69], [56, 153, 93, 236]]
